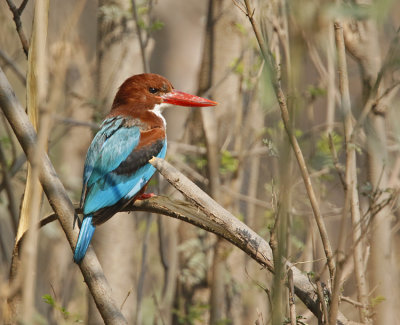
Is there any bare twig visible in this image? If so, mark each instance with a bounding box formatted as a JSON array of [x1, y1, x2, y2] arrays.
[[0, 143, 19, 234], [5, 0, 30, 57], [316, 281, 328, 325], [135, 215, 154, 325], [0, 49, 26, 84], [349, 27, 400, 138], [325, 25, 337, 135], [333, 21, 370, 325], [288, 268, 297, 325], [344, 15, 397, 325], [341, 295, 368, 309], [329, 186, 350, 325], [131, 0, 149, 73], [18, 0, 29, 14], [328, 133, 346, 190], [197, 3, 226, 322], [238, 0, 335, 281]]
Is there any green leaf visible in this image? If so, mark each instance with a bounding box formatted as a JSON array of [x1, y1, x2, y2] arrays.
[[307, 85, 326, 98], [371, 295, 386, 307], [42, 293, 79, 321], [42, 294, 55, 307], [230, 57, 244, 75], [194, 156, 208, 170], [150, 20, 164, 32], [234, 22, 247, 35], [311, 132, 343, 170], [220, 150, 238, 174]]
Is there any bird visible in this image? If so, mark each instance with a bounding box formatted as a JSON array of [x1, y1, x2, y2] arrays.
[[73, 73, 217, 263]]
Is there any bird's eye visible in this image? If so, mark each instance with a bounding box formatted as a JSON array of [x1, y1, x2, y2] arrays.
[[149, 87, 158, 94]]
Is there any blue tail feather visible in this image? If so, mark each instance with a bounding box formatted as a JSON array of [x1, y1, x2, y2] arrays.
[[73, 215, 96, 263]]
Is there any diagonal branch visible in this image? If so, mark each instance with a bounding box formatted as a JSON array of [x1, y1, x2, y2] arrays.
[[0, 68, 127, 325], [151, 157, 273, 270], [21, 193, 353, 325], [146, 158, 352, 325]]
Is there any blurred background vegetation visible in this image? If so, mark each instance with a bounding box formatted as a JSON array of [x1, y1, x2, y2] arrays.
[[0, 0, 400, 324]]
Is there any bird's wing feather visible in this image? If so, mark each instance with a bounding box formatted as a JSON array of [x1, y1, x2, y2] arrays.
[[80, 117, 141, 207], [81, 117, 167, 220]]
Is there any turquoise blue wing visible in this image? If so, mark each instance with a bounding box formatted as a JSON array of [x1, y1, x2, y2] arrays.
[[81, 116, 167, 218], [83, 141, 166, 216]]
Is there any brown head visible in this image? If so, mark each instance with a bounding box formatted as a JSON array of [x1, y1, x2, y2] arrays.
[[111, 73, 217, 111], [111, 73, 172, 109]]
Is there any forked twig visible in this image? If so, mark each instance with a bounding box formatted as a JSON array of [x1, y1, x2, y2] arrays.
[[5, 0, 30, 57]]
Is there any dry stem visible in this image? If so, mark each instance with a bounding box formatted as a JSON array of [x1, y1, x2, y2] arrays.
[[332, 21, 370, 325], [238, 0, 335, 281]]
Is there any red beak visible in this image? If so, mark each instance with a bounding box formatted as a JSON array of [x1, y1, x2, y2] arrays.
[[161, 90, 217, 107]]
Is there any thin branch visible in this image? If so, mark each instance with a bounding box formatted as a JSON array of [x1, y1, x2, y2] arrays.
[[238, 0, 335, 281], [18, 0, 29, 14], [288, 268, 297, 325], [349, 26, 400, 138], [135, 215, 154, 325], [0, 143, 19, 234], [316, 281, 329, 325], [328, 133, 346, 190], [0, 49, 26, 84], [131, 0, 149, 73], [5, 0, 30, 57], [333, 20, 370, 325], [341, 295, 369, 309], [0, 67, 127, 325]]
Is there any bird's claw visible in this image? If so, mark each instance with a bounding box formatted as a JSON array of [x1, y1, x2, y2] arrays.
[[136, 193, 155, 200]]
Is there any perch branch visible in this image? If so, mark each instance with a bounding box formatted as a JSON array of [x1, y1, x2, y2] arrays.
[[20, 193, 352, 324], [147, 158, 351, 324], [150, 157, 273, 270]]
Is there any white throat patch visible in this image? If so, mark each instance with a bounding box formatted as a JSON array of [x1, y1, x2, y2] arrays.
[[153, 103, 169, 127]]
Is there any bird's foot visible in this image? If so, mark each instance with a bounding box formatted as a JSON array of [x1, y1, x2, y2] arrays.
[[136, 193, 155, 200]]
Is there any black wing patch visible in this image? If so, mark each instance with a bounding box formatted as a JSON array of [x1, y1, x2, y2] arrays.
[[113, 139, 164, 175]]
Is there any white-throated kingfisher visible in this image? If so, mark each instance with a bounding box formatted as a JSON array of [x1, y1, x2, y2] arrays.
[[73, 73, 217, 263]]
